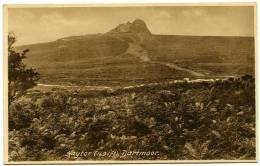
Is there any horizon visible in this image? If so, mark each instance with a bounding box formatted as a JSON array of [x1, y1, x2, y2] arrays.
[[15, 32, 255, 47], [8, 6, 255, 46]]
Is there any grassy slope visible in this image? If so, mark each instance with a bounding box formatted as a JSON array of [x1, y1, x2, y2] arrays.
[[16, 34, 255, 86], [142, 35, 255, 76]]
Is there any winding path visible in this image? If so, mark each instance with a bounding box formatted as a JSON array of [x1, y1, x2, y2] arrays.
[[153, 62, 205, 77], [36, 37, 206, 90], [125, 39, 205, 77]]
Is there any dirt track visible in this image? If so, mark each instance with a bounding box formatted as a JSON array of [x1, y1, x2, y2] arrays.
[[125, 40, 206, 77]]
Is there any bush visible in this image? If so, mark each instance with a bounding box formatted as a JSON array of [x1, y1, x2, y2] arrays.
[[8, 76, 255, 161]]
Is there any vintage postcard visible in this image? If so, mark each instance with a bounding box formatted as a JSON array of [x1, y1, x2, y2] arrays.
[[4, 3, 257, 164]]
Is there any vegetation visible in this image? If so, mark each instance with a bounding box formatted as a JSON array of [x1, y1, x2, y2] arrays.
[[16, 34, 254, 86], [8, 33, 39, 104], [8, 20, 255, 162], [8, 76, 255, 161]]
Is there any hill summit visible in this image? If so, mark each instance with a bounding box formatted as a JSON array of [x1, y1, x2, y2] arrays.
[[108, 19, 152, 35]]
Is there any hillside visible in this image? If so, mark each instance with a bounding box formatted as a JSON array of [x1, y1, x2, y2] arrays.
[[142, 35, 254, 76], [16, 19, 255, 86]]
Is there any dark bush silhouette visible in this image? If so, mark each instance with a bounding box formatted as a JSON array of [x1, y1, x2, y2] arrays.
[[8, 33, 39, 104]]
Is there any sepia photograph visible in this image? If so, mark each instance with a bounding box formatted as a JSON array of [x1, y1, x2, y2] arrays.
[[4, 3, 257, 163]]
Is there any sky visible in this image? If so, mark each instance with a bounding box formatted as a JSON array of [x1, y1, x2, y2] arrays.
[[8, 6, 255, 46]]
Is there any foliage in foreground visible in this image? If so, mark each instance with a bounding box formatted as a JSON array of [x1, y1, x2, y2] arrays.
[[8, 76, 255, 161], [8, 33, 39, 105]]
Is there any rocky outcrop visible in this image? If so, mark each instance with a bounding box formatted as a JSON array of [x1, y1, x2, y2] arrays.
[[108, 19, 151, 35]]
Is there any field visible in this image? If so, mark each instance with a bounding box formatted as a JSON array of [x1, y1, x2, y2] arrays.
[[141, 35, 255, 77], [8, 76, 255, 161], [16, 34, 255, 86]]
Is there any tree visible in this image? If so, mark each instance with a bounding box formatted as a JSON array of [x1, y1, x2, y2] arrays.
[[8, 33, 39, 104]]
